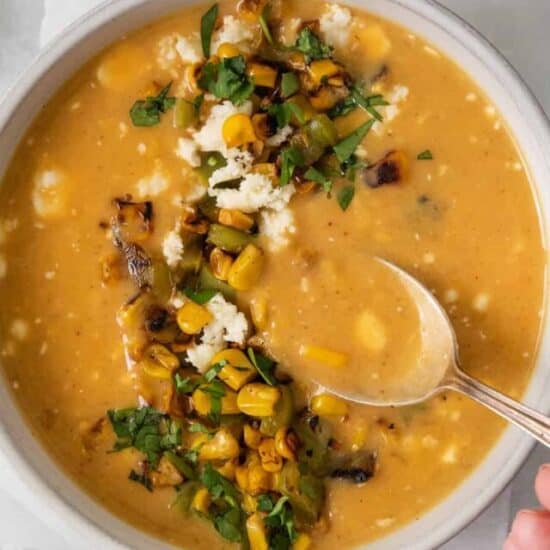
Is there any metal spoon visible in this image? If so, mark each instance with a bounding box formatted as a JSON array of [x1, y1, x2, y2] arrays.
[[327, 258, 550, 447]]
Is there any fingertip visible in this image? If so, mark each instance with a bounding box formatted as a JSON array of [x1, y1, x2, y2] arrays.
[[535, 464, 550, 510], [508, 509, 550, 550]]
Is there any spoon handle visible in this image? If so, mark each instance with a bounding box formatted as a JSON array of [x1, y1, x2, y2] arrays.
[[448, 369, 550, 447]]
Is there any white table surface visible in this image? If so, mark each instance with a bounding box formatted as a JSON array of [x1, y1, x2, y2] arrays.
[[0, 0, 549, 548]]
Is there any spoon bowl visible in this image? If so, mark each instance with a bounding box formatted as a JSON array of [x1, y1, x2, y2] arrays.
[[326, 258, 550, 447]]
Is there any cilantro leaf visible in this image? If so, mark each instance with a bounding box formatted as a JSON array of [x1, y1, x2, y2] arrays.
[[264, 496, 298, 548], [417, 149, 433, 160], [294, 27, 332, 62], [281, 72, 300, 98], [128, 469, 153, 492], [183, 287, 218, 305], [329, 86, 388, 121], [280, 146, 304, 185], [257, 494, 274, 512], [201, 463, 240, 506], [175, 373, 200, 395], [337, 185, 355, 211], [201, 4, 218, 57], [164, 451, 197, 480], [198, 56, 254, 105], [304, 166, 332, 193], [129, 82, 176, 127], [259, 3, 274, 45], [200, 380, 226, 424], [333, 119, 375, 163], [204, 360, 228, 382], [214, 507, 243, 542], [247, 348, 277, 386], [267, 102, 304, 128]]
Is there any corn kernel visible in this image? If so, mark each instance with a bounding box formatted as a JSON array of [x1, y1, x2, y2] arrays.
[[311, 394, 349, 417], [309, 87, 341, 111], [238, 383, 281, 417], [236, 465, 250, 492], [247, 512, 269, 550], [222, 113, 256, 148], [228, 244, 265, 290], [244, 424, 263, 449], [299, 344, 348, 368], [210, 247, 234, 281], [328, 76, 345, 87], [183, 63, 202, 94], [293, 533, 312, 550], [199, 428, 240, 461], [140, 343, 179, 380], [275, 427, 298, 461], [248, 464, 273, 495], [287, 95, 316, 123], [216, 459, 237, 480], [217, 42, 240, 59], [250, 163, 278, 181], [213, 348, 257, 391], [247, 63, 278, 88], [176, 301, 213, 335], [258, 438, 283, 472], [309, 59, 341, 85], [192, 386, 240, 416], [250, 296, 268, 330], [355, 310, 387, 352], [219, 209, 255, 231], [192, 487, 211, 514], [242, 493, 258, 513]]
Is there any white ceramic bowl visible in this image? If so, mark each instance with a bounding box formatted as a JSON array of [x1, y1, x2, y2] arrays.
[[1, 1, 550, 548]]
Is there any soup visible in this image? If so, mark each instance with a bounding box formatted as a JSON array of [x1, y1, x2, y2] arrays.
[[0, 0, 544, 548]]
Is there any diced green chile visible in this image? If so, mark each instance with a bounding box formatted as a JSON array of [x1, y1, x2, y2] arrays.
[[198, 264, 236, 301], [150, 258, 173, 302], [174, 98, 197, 128], [260, 385, 295, 436], [173, 480, 202, 514], [195, 152, 227, 185], [197, 195, 220, 223], [293, 413, 331, 477], [207, 224, 253, 253]]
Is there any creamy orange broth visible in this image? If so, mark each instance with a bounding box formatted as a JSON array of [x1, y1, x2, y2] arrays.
[[0, 1, 545, 549]]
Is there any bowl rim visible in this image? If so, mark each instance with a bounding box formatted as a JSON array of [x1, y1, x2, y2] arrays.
[[0, 0, 549, 549]]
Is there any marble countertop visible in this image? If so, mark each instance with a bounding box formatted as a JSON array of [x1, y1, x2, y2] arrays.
[[0, 0, 549, 548]]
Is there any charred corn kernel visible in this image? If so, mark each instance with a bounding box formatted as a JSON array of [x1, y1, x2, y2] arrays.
[[386, 149, 409, 180], [309, 59, 341, 85], [222, 113, 256, 148], [310, 87, 341, 111], [293, 533, 312, 550], [328, 76, 345, 87], [247, 63, 278, 88], [210, 247, 234, 281], [246, 512, 269, 550], [228, 244, 264, 291], [235, 465, 250, 491], [183, 63, 202, 94], [250, 163, 277, 180], [140, 344, 179, 379], [219, 209, 254, 231], [190, 432, 209, 450], [299, 344, 348, 368], [248, 464, 273, 495], [288, 51, 306, 71], [238, 383, 281, 417], [176, 301, 213, 335], [199, 428, 240, 461], [217, 42, 240, 59], [275, 427, 298, 461], [252, 113, 274, 141], [244, 424, 263, 449], [192, 387, 240, 416], [192, 487, 211, 514], [250, 296, 268, 330], [215, 459, 237, 480], [258, 438, 283, 473], [311, 393, 349, 417], [213, 348, 256, 391], [355, 310, 387, 352], [242, 493, 258, 513]]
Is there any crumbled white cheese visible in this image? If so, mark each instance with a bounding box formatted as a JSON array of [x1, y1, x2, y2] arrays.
[[10, 319, 29, 341], [265, 125, 293, 147], [136, 165, 170, 198], [175, 137, 201, 167], [184, 184, 208, 203], [162, 225, 184, 268], [187, 293, 249, 371], [157, 34, 180, 70], [319, 4, 352, 48], [32, 169, 68, 220], [0, 254, 6, 279], [210, 173, 295, 213], [193, 100, 253, 154], [175, 33, 203, 64], [211, 16, 258, 54], [260, 208, 297, 251], [209, 148, 254, 186], [373, 85, 410, 134]]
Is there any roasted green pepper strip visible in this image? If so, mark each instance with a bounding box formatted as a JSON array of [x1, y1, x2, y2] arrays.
[[174, 98, 197, 129], [207, 224, 253, 254], [198, 264, 236, 301], [195, 152, 227, 185]]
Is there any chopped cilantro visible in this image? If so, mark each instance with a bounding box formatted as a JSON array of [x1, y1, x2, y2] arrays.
[[201, 463, 240, 506], [128, 469, 153, 492], [329, 86, 388, 121], [333, 119, 375, 163], [247, 348, 277, 385], [198, 56, 254, 105], [257, 494, 274, 512], [281, 72, 300, 98], [293, 27, 332, 62], [213, 507, 243, 542], [417, 149, 433, 160], [304, 166, 332, 193], [337, 185, 355, 211], [200, 380, 227, 424], [184, 287, 218, 305], [264, 496, 298, 548], [200, 4, 218, 57], [175, 373, 200, 395], [259, 3, 274, 45], [267, 102, 304, 128], [280, 146, 304, 185], [164, 451, 197, 480], [188, 422, 212, 434], [129, 82, 176, 127], [204, 360, 228, 382]]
